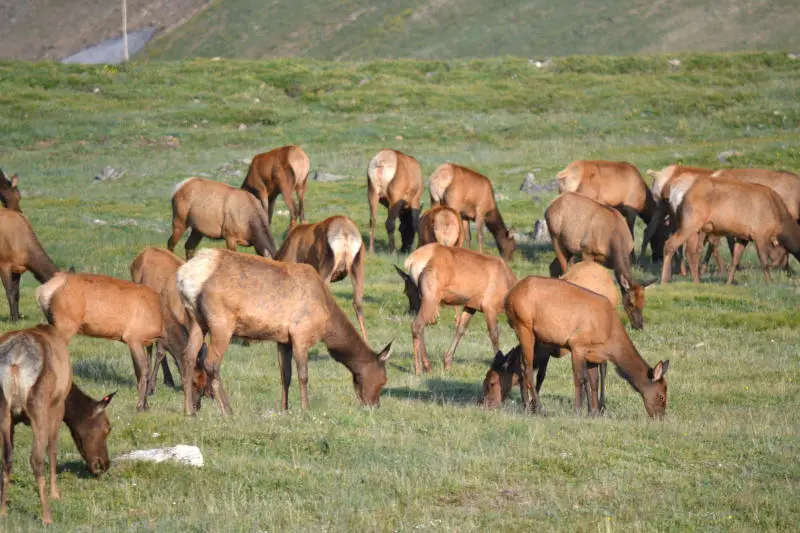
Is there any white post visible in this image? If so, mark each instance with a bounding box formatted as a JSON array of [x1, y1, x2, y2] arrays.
[[122, 0, 129, 61]]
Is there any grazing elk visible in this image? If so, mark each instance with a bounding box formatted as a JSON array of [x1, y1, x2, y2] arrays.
[[506, 276, 669, 418], [240, 145, 311, 228], [36, 273, 163, 412], [168, 177, 278, 260], [429, 163, 516, 261], [176, 249, 392, 416], [482, 261, 616, 410], [0, 209, 58, 321], [545, 192, 653, 329], [394, 244, 517, 375], [418, 205, 464, 248], [275, 215, 367, 340], [556, 160, 656, 248], [713, 168, 800, 222], [0, 325, 114, 524], [661, 177, 800, 284], [367, 148, 423, 254], [0, 170, 21, 212]]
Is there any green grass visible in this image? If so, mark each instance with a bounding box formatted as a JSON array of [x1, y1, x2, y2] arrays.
[[0, 53, 798, 531], [141, 0, 800, 61]]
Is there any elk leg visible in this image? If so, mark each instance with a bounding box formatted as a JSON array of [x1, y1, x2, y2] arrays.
[[661, 226, 697, 283], [386, 200, 407, 255], [533, 344, 555, 393], [29, 418, 51, 524], [0, 267, 18, 322], [622, 207, 637, 262], [224, 236, 239, 252], [181, 322, 205, 416], [184, 229, 204, 260], [268, 191, 279, 226], [514, 325, 541, 413], [349, 247, 368, 341], [462, 218, 472, 249], [585, 361, 600, 417], [685, 232, 702, 283], [484, 308, 500, 355], [294, 344, 311, 409], [147, 344, 159, 395], [638, 209, 666, 265], [0, 407, 12, 517], [277, 172, 298, 227], [128, 342, 151, 412], [296, 182, 307, 223], [570, 351, 588, 415], [368, 188, 379, 254], [443, 307, 475, 370], [727, 240, 747, 285], [205, 329, 233, 416], [599, 361, 608, 413], [475, 214, 485, 254], [551, 238, 570, 275], [167, 217, 187, 252], [755, 240, 773, 283], [411, 301, 436, 375], [277, 342, 293, 410], [47, 410, 63, 500]]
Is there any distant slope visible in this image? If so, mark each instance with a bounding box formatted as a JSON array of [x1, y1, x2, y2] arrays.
[[142, 0, 799, 60]]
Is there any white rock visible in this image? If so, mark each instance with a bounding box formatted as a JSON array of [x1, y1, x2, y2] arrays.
[[117, 444, 204, 467]]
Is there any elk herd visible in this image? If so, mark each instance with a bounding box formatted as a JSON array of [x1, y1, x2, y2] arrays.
[[0, 148, 798, 523]]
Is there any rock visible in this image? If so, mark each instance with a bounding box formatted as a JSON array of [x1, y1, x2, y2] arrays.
[[717, 150, 744, 164], [94, 166, 125, 182], [503, 166, 527, 175], [238, 123, 247, 130], [668, 59, 681, 69], [519, 171, 556, 196], [529, 59, 553, 68], [788, 53, 797, 60], [313, 171, 348, 182], [532, 219, 551, 244], [358, 77, 369, 86], [117, 444, 204, 467]]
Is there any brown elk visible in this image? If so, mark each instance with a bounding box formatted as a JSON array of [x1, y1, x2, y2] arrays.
[[275, 215, 367, 340], [712, 168, 800, 222], [240, 145, 311, 228], [556, 160, 656, 247], [545, 192, 653, 329], [167, 177, 278, 260], [482, 261, 616, 409], [506, 276, 669, 418], [0, 170, 21, 212], [36, 273, 163, 412], [394, 244, 517, 375], [418, 205, 464, 248], [367, 148, 423, 254], [0, 325, 114, 524], [176, 248, 392, 416], [429, 163, 516, 261], [661, 176, 800, 284], [0, 209, 58, 321]]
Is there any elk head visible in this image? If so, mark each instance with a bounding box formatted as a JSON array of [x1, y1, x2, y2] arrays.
[[0, 170, 22, 212], [66, 388, 115, 476], [352, 341, 393, 406], [643, 360, 669, 419]]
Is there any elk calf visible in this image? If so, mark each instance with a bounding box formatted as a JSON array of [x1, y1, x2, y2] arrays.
[[395, 244, 517, 375], [506, 276, 669, 418], [177, 249, 392, 416], [276, 216, 367, 340], [0, 325, 114, 524], [168, 177, 277, 260], [37, 273, 163, 411], [367, 149, 423, 254], [545, 192, 652, 329], [0, 210, 58, 321], [241, 145, 311, 228], [418, 205, 464, 248], [429, 163, 516, 261]]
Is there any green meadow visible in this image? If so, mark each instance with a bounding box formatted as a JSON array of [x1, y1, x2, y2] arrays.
[[0, 53, 798, 531]]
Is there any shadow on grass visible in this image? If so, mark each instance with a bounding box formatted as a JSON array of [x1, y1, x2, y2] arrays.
[[516, 241, 554, 263], [73, 359, 133, 387], [57, 460, 97, 479], [386, 378, 482, 406]]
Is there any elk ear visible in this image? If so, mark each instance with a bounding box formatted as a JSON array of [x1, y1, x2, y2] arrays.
[[10, 175, 19, 188], [393, 265, 412, 283], [651, 360, 669, 381], [646, 169, 657, 178], [641, 278, 657, 290], [95, 391, 117, 414], [619, 277, 631, 291], [377, 341, 393, 362]]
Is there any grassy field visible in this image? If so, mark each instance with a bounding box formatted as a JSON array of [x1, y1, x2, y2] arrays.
[[0, 53, 798, 531]]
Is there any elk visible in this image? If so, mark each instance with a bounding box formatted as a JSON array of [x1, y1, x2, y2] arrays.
[[240, 145, 311, 229], [168, 177, 277, 260], [506, 276, 669, 418], [418, 205, 464, 247], [556, 160, 656, 247], [394, 244, 517, 375], [275, 216, 367, 340], [176, 248, 392, 416], [482, 261, 616, 409], [0, 170, 21, 212], [712, 168, 800, 222], [0, 325, 114, 524], [661, 176, 800, 284], [36, 273, 163, 412], [429, 163, 516, 261], [367, 148, 423, 254], [0, 209, 58, 321], [545, 192, 653, 329]]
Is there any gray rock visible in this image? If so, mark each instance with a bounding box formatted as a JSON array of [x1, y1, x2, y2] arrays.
[[532, 219, 551, 244], [519, 172, 556, 196], [313, 171, 348, 182], [94, 166, 125, 182], [717, 150, 744, 164]]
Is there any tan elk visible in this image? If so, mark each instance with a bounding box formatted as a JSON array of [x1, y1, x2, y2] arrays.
[[367, 148, 423, 254], [0, 325, 114, 524], [36, 273, 163, 411], [506, 276, 670, 418], [176, 249, 392, 416], [0, 209, 58, 321], [556, 160, 656, 248], [712, 168, 800, 222], [276, 215, 368, 340], [661, 176, 800, 284], [240, 145, 311, 228], [545, 192, 653, 329], [0, 170, 21, 212], [429, 163, 516, 261], [168, 177, 277, 260], [418, 205, 464, 248], [482, 261, 616, 409], [394, 244, 517, 375]]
